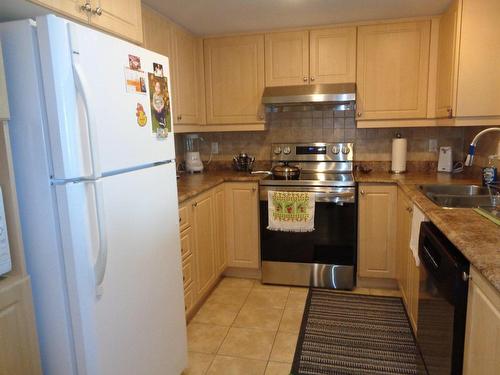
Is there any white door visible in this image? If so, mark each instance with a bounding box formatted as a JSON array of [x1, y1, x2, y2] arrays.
[[37, 15, 176, 180], [55, 162, 187, 375]]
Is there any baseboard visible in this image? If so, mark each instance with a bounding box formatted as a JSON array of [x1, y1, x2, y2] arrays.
[[223, 267, 261, 280], [356, 276, 398, 289]]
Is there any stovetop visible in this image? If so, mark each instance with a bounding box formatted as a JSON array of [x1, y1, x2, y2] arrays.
[[259, 172, 355, 187], [259, 142, 355, 187]]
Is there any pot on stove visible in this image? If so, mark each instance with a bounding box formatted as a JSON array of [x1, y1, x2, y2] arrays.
[[272, 162, 300, 180]]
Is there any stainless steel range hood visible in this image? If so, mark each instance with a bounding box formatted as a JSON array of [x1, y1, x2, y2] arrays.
[[262, 83, 356, 106]]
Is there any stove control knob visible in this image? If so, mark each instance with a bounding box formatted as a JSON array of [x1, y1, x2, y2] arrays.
[[273, 146, 282, 155], [283, 146, 291, 155], [342, 146, 351, 155], [331, 145, 340, 154]]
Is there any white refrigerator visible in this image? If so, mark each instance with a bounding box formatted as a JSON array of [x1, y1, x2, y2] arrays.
[[0, 15, 187, 375]]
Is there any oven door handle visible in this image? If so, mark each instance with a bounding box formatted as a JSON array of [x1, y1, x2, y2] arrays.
[[259, 190, 355, 203]]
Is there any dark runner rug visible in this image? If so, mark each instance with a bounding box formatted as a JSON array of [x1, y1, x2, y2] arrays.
[[291, 289, 420, 375]]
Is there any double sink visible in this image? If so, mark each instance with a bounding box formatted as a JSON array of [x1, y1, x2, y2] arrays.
[[419, 184, 499, 223]]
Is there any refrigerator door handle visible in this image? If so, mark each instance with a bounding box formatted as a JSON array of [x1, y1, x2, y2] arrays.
[[89, 179, 108, 296], [72, 56, 102, 180]]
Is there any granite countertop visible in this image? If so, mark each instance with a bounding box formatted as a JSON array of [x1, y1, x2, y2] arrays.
[[177, 169, 500, 293]]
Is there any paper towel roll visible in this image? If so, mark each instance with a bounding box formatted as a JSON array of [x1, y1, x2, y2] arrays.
[[391, 138, 407, 173]]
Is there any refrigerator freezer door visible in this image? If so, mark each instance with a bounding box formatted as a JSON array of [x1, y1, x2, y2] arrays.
[[37, 15, 176, 180], [54, 162, 187, 374]]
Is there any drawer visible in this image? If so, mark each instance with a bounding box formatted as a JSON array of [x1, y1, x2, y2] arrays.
[[184, 284, 195, 314], [182, 255, 194, 288], [178, 205, 191, 232], [180, 227, 193, 259]]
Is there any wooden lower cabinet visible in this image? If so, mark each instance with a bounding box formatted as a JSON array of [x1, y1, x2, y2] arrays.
[[357, 183, 397, 279], [191, 190, 217, 298], [177, 184, 229, 318], [396, 188, 420, 332], [213, 185, 227, 274], [0, 277, 41, 375], [463, 266, 500, 374], [225, 182, 260, 269]]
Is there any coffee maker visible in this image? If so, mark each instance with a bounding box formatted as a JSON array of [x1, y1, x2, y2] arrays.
[[184, 134, 204, 173]]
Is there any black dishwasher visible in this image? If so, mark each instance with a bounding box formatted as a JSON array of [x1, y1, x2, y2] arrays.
[[417, 222, 470, 375]]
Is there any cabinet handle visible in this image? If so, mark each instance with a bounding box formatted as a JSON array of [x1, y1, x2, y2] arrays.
[[177, 115, 182, 121], [447, 107, 453, 119], [357, 112, 362, 118], [252, 187, 257, 193], [192, 202, 198, 208], [310, 77, 315, 82], [258, 114, 264, 120], [92, 6, 103, 16], [360, 190, 365, 195], [179, 217, 182, 223], [80, 1, 92, 13], [303, 76, 308, 82]]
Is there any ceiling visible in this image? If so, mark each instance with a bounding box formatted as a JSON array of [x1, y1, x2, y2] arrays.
[[143, 0, 452, 36]]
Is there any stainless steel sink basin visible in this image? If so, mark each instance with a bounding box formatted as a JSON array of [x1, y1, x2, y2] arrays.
[[418, 184, 494, 208]]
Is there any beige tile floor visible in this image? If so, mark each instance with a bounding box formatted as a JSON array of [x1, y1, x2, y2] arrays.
[[183, 277, 401, 375]]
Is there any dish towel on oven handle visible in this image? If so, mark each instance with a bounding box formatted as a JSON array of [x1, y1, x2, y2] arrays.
[[267, 191, 315, 232], [409, 204, 429, 267]]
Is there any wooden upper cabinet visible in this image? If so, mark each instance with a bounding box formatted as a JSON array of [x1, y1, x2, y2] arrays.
[[455, 0, 500, 117], [172, 26, 202, 125], [309, 27, 357, 84], [357, 21, 431, 120], [28, 0, 89, 22], [265, 31, 309, 86], [435, 0, 460, 118], [90, 0, 143, 43], [142, 6, 173, 58], [204, 34, 265, 124], [358, 184, 397, 279]]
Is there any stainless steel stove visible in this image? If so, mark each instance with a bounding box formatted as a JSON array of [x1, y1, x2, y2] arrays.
[[259, 142, 357, 289]]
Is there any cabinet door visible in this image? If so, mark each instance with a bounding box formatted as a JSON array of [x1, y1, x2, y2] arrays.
[[463, 267, 500, 375], [192, 192, 216, 297], [213, 185, 227, 275], [455, 0, 500, 117], [173, 26, 201, 125], [358, 184, 397, 278], [0, 277, 41, 375], [435, 0, 460, 118], [91, 0, 143, 43], [357, 21, 431, 120], [309, 27, 356, 84], [225, 183, 259, 269], [264, 31, 309, 86], [27, 0, 89, 22], [204, 34, 265, 124], [396, 189, 411, 300]]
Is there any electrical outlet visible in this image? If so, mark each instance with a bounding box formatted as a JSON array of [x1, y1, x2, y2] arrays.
[[429, 139, 438, 152], [211, 142, 219, 154]]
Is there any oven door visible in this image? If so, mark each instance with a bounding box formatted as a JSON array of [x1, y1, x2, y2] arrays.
[[259, 185, 357, 289]]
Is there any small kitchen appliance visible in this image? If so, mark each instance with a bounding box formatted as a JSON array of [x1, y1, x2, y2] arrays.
[[233, 153, 255, 172], [259, 142, 356, 289], [438, 146, 453, 172], [0, 187, 12, 276], [184, 134, 204, 173]]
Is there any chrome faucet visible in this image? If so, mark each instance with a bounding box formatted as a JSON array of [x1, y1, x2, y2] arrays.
[[464, 127, 500, 166]]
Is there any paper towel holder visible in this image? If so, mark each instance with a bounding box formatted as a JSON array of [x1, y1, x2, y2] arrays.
[[390, 132, 407, 174]]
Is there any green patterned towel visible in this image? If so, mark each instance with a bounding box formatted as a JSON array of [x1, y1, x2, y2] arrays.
[[267, 191, 315, 232]]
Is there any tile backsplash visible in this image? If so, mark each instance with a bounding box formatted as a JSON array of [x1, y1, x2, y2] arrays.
[[175, 110, 471, 165]]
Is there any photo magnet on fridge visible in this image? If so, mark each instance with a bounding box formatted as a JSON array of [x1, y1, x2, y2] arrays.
[[148, 73, 171, 137], [128, 54, 141, 70], [153, 63, 164, 77], [124, 68, 147, 94]]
